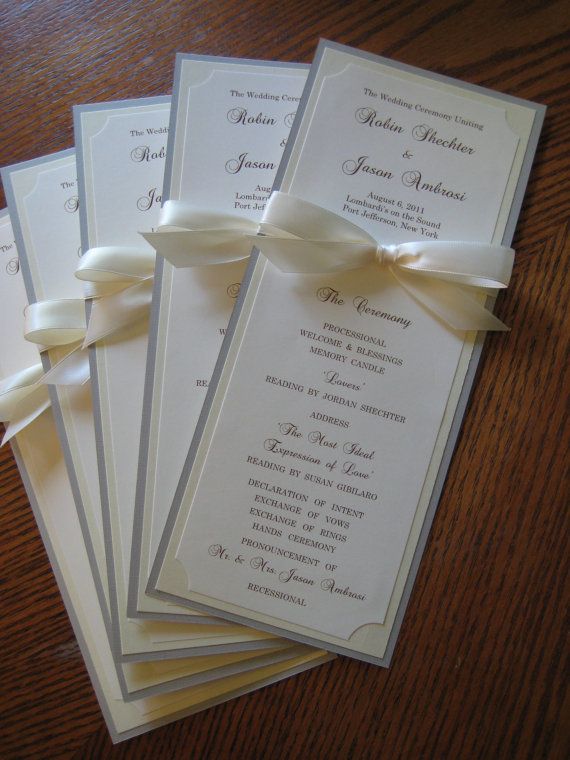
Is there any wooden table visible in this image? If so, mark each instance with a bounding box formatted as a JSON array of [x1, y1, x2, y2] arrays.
[[1, 1, 568, 757]]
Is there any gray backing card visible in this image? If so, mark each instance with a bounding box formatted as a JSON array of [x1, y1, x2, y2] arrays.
[[128, 68, 205, 621], [2, 149, 114, 640], [130, 54, 310, 620], [0, 203, 273, 730], [73, 99, 299, 682], [74, 96, 226, 665], [148, 40, 546, 666], [2, 151, 293, 708]]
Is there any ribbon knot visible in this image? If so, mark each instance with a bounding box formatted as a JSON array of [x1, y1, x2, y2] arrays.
[[376, 244, 399, 268]]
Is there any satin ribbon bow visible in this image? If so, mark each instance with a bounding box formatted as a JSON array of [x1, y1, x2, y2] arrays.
[[2, 245, 156, 444], [0, 363, 51, 445], [75, 245, 156, 345], [250, 192, 514, 332], [141, 195, 513, 331], [1, 298, 88, 444]]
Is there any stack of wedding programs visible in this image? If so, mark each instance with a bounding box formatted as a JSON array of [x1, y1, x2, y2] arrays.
[[0, 42, 544, 741]]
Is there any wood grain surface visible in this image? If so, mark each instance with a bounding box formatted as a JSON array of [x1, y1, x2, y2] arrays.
[[0, 1, 568, 758]]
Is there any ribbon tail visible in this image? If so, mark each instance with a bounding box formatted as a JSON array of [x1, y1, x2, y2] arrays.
[[41, 344, 91, 386], [141, 230, 253, 268], [1, 387, 51, 445], [83, 279, 153, 346], [393, 269, 509, 332]]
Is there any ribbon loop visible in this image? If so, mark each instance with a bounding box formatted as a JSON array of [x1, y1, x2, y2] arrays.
[[74, 245, 157, 346], [77, 245, 155, 283], [22, 297, 90, 386], [0, 363, 51, 445], [76, 245, 155, 299], [23, 299, 90, 388], [158, 200, 259, 234], [141, 200, 259, 268], [0, 363, 44, 417], [24, 299, 86, 346], [388, 240, 514, 288]]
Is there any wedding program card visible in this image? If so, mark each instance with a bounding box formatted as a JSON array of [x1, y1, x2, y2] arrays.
[[150, 42, 545, 664], [130, 55, 308, 617], [0, 209, 333, 740], [74, 96, 290, 659], [2, 150, 110, 621], [2, 151, 304, 667], [75, 96, 218, 632]]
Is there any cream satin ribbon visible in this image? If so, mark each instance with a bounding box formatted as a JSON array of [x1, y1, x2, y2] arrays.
[[2, 246, 156, 444], [141, 200, 259, 267], [250, 193, 514, 332], [75, 245, 155, 345], [1, 298, 88, 444], [23, 298, 90, 385], [24, 298, 86, 346], [0, 364, 51, 445]]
